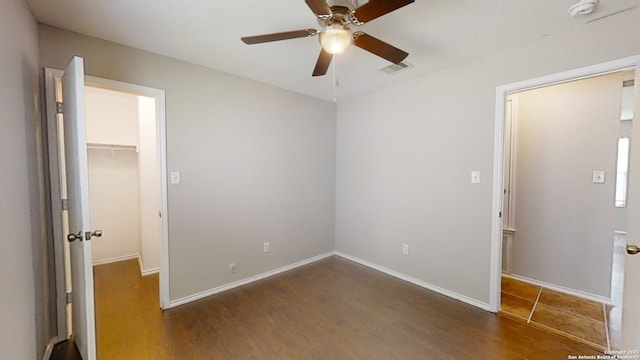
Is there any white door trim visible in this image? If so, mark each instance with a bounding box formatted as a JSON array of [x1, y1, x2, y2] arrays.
[[44, 67, 69, 339], [44, 69, 171, 339], [489, 55, 640, 312]]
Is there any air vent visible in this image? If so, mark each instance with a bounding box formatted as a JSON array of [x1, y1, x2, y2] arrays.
[[381, 62, 414, 75]]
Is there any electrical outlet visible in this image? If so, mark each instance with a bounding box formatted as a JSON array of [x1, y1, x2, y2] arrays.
[[229, 262, 236, 274], [263, 242, 270, 253], [402, 243, 409, 255], [170, 171, 181, 185], [592, 170, 605, 184]]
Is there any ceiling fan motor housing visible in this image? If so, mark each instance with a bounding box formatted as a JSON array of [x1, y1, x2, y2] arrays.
[[316, 5, 352, 27], [327, 0, 358, 10]]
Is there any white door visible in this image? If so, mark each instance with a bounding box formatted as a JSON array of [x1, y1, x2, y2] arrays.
[[62, 56, 97, 360], [621, 67, 640, 349]]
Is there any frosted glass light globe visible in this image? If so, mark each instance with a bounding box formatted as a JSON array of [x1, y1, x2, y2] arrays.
[[320, 25, 352, 54]]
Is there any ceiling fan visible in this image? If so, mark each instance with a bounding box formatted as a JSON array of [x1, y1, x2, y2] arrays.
[[241, 0, 415, 77]]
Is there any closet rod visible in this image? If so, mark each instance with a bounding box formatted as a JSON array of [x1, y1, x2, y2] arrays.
[[87, 143, 138, 152]]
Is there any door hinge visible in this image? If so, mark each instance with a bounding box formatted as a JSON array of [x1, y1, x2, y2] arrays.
[[61, 198, 68, 211], [65, 292, 72, 304], [56, 101, 63, 114], [499, 211, 502, 218]]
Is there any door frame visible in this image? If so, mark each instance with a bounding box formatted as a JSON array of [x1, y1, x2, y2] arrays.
[[44, 68, 171, 339], [489, 55, 640, 312]]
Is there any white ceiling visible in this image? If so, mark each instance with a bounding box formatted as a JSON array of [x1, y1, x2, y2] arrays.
[[26, 0, 639, 102]]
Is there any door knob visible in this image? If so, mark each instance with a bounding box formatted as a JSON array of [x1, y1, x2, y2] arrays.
[[627, 244, 640, 255], [85, 230, 103, 241], [67, 231, 83, 242]]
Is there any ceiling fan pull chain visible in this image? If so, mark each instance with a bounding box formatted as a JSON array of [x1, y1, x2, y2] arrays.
[[332, 54, 338, 102]]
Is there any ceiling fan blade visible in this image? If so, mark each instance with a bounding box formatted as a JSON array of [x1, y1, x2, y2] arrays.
[[353, 0, 414, 23], [353, 32, 408, 64], [241, 29, 318, 44], [312, 49, 333, 77], [305, 0, 332, 17]]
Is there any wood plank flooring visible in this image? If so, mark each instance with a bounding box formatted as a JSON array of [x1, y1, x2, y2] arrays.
[[500, 276, 609, 350], [95, 257, 602, 359]]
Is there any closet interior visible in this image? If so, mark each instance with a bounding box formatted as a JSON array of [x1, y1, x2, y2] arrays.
[[85, 86, 161, 275]]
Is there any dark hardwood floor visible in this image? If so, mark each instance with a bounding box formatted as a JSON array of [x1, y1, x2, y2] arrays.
[[93, 256, 602, 359]]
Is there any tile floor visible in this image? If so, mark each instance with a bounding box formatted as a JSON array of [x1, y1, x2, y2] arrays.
[[500, 276, 610, 350]]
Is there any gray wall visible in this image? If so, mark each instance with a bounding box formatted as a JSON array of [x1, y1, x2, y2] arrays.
[[10, 7, 640, 356], [512, 72, 632, 298], [335, 8, 640, 305], [0, 0, 48, 358], [38, 25, 337, 301]]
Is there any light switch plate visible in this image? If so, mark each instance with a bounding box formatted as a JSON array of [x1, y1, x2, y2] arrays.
[[170, 171, 181, 185], [592, 170, 605, 184], [471, 171, 481, 184]]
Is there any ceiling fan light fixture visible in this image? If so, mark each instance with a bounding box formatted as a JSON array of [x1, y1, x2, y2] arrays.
[[320, 24, 352, 54]]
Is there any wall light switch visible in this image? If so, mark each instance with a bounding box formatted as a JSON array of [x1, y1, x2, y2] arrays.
[[170, 171, 181, 185], [592, 170, 605, 184], [402, 244, 409, 255], [471, 171, 481, 184]]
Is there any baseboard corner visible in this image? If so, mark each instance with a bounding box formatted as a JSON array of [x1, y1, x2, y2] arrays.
[[335, 251, 491, 312], [167, 251, 336, 309]]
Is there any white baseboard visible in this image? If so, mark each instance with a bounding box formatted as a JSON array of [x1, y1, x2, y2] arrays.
[[167, 251, 336, 309], [335, 252, 492, 311], [503, 273, 614, 305], [92, 254, 138, 266], [94, 254, 159, 277], [137, 256, 159, 276], [141, 267, 160, 276]]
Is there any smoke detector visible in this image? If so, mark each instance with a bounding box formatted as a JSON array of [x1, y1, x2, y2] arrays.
[[568, 0, 599, 16]]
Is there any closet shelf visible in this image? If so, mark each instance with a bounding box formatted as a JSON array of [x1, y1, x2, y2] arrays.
[[87, 143, 138, 152]]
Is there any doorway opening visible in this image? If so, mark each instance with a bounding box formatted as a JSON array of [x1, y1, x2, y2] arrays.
[[85, 86, 161, 274], [44, 68, 169, 348], [491, 56, 639, 350]]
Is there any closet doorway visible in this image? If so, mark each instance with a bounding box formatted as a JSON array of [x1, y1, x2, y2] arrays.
[[84, 84, 167, 357], [85, 86, 161, 275], [44, 69, 169, 345]]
